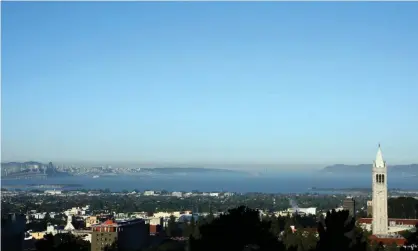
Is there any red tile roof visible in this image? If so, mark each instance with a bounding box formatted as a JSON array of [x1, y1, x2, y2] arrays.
[[369, 235, 406, 246], [358, 218, 418, 226], [104, 220, 114, 225]]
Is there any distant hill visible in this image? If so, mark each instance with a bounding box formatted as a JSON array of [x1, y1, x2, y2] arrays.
[[1, 162, 246, 178], [1, 161, 45, 167], [321, 164, 418, 175]]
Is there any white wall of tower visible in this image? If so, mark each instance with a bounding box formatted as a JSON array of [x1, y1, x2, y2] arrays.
[[372, 146, 388, 235]]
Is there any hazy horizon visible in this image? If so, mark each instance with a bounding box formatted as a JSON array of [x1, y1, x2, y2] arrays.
[[1, 160, 417, 172], [2, 2, 418, 166]]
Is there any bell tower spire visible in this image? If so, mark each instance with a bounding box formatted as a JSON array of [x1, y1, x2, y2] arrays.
[[375, 144, 385, 168]]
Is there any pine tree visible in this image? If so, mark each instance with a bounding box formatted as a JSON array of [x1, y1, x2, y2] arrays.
[[166, 215, 177, 237], [386, 242, 399, 251], [282, 217, 299, 250], [189, 215, 196, 238], [206, 210, 215, 223]]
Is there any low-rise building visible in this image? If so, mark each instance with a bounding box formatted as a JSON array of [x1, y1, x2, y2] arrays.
[[277, 207, 317, 216], [145, 217, 164, 226], [143, 191, 155, 196], [30, 231, 46, 240], [46, 223, 65, 235], [358, 218, 418, 233], [369, 234, 406, 246], [44, 190, 62, 195], [33, 212, 47, 220], [171, 191, 183, 197], [86, 216, 100, 228], [153, 211, 181, 219]]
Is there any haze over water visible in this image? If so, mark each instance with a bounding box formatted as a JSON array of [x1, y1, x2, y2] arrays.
[[2, 173, 417, 193]]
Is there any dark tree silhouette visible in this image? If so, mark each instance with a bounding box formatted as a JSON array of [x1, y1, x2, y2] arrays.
[[402, 223, 418, 250], [104, 241, 119, 251], [147, 240, 185, 251], [35, 233, 90, 251], [166, 215, 179, 237], [386, 242, 400, 251], [372, 241, 385, 251], [35, 233, 55, 251], [189, 206, 285, 251], [316, 209, 368, 251]]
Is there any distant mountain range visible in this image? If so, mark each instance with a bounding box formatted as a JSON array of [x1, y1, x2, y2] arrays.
[[321, 164, 418, 175], [2, 161, 46, 167]]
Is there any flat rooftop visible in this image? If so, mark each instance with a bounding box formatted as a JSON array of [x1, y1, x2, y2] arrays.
[[91, 218, 145, 228]]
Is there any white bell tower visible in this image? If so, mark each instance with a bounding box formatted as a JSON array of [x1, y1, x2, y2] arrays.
[[372, 144, 388, 235], [64, 215, 75, 231]]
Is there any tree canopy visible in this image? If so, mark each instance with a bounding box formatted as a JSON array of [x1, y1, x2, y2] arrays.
[[190, 206, 285, 251]]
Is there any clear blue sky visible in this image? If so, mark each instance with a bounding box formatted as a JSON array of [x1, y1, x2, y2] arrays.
[[2, 2, 418, 166]]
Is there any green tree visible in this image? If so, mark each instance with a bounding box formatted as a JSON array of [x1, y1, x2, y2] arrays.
[[166, 215, 177, 237], [206, 209, 215, 223], [35, 233, 90, 251], [282, 216, 299, 251], [386, 242, 399, 251], [193, 222, 201, 239], [104, 241, 118, 251], [189, 206, 285, 251], [388, 197, 418, 219], [182, 216, 197, 238], [269, 216, 281, 236], [372, 242, 385, 251], [189, 215, 196, 238], [404, 223, 418, 246], [316, 209, 368, 251], [44, 212, 51, 222]]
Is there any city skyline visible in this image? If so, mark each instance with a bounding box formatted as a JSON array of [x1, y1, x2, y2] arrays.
[[2, 2, 418, 166]]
